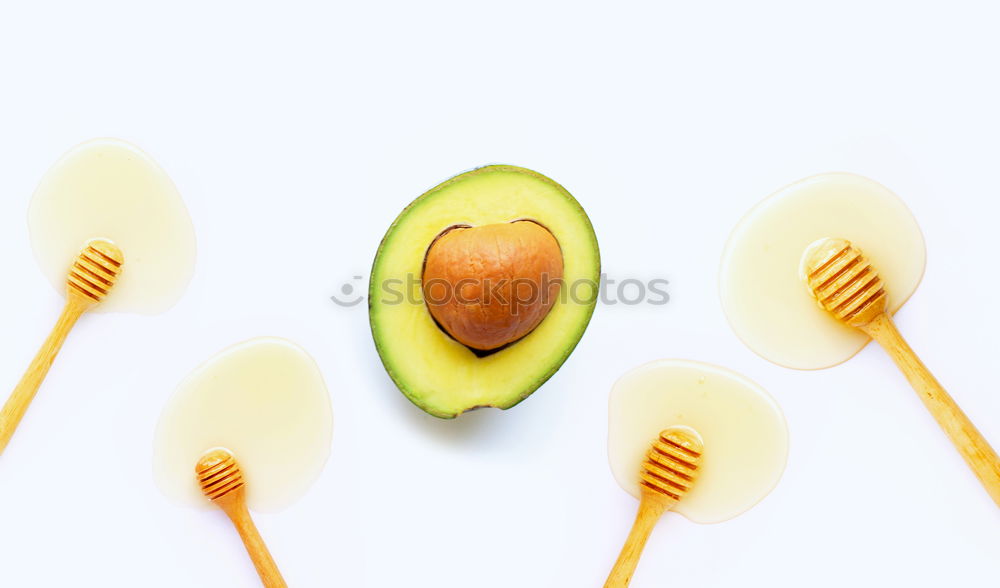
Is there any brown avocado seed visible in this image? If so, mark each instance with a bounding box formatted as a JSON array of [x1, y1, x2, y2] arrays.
[[422, 221, 564, 351]]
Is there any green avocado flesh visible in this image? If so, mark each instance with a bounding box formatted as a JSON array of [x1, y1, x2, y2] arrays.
[[369, 165, 601, 418]]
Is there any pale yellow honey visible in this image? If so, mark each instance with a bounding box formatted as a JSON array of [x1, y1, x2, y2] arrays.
[[153, 338, 333, 512], [609, 360, 788, 524], [28, 138, 196, 314], [720, 172, 926, 369]]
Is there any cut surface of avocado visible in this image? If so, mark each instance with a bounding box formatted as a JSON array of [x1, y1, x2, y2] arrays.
[[369, 165, 600, 418]]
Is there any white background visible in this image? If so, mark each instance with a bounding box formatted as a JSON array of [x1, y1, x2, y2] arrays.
[[1, 1, 998, 586]]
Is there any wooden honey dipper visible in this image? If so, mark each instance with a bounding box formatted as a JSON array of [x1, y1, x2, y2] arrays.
[[0, 239, 123, 455], [803, 238, 1000, 506], [605, 427, 703, 588], [196, 448, 287, 588]]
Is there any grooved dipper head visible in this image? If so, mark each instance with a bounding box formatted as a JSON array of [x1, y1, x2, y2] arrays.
[[195, 448, 246, 502], [66, 239, 124, 304], [802, 238, 887, 327], [639, 426, 703, 506]]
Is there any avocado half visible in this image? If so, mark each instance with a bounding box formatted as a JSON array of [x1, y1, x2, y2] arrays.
[[369, 165, 601, 418]]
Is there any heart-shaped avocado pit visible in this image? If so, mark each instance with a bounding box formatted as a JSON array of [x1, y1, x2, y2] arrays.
[[422, 220, 564, 352]]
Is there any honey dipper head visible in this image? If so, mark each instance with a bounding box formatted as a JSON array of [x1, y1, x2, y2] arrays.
[[66, 239, 124, 304], [801, 238, 887, 328], [640, 426, 703, 505], [195, 448, 246, 502]]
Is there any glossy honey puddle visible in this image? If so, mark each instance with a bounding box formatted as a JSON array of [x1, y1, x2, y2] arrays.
[[28, 138, 196, 314], [720, 172, 926, 369], [153, 337, 333, 512], [609, 360, 788, 523]]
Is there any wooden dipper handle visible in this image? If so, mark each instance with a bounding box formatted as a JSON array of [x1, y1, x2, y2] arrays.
[[863, 313, 1000, 506], [0, 298, 88, 455], [605, 428, 703, 588], [804, 238, 1000, 507], [0, 240, 122, 456], [197, 449, 288, 588]]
